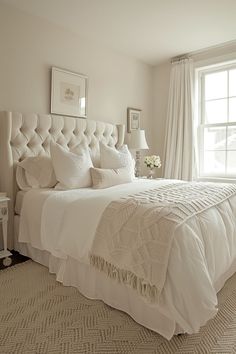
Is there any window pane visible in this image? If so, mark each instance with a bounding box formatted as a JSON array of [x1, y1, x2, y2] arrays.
[[227, 151, 236, 175], [204, 126, 226, 150], [229, 69, 236, 97], [229, 97, 236, 122], [205, 71, 227, 100], [205, 99, 227, 123], [227, 126, 236, 150], [203, 151, 225, 174]]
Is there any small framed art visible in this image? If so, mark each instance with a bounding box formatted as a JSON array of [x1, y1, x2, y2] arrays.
[[127, 107, 141, 133], [51, 67, 88, 118]]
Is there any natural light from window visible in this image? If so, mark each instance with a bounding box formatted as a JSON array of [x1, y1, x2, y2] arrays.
[[197, 64, 236, 180]]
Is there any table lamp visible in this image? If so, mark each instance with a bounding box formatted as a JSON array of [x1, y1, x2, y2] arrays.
[[129, 130, 149, 177]]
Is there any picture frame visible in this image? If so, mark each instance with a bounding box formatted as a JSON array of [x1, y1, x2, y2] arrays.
[[51, 67, 88, 118], [127, 107, 141, 133]]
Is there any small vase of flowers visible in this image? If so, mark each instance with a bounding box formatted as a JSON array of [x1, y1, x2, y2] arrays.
[[144, 155, 161, 179]]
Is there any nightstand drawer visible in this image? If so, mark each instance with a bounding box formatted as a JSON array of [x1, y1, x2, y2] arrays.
[[0, 195, 11, 264], [0, 201, 8, 220]]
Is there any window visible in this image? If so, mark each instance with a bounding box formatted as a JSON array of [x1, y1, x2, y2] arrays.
[[197, 63, 236, 180]]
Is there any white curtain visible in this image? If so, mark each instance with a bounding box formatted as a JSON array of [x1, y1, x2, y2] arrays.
[[163, 58, 194, 181]]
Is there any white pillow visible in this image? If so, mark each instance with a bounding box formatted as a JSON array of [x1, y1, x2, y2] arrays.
[[50, 143, 93, 189], [16, 156, 57, 190], [100, 143, 135, 177], [90, 167, 133, 189]]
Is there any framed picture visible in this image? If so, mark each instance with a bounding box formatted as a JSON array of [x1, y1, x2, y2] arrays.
[[127, 107, 141, 133], [51, 67, 88, 118]]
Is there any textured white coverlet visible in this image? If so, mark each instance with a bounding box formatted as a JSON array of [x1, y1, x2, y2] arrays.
[[90, 182, 236, 303], [18, 179, 236, 339]]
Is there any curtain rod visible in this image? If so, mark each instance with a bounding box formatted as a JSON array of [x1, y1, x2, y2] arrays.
[[171, 55, 191, 64], [171, 40, 236, 64]]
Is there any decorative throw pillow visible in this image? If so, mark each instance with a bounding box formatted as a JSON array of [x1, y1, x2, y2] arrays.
[[90, 167, 133, 189], [16, 156, 57, 190], [100, 143, 135, 177], [50, 142, 93, 189]]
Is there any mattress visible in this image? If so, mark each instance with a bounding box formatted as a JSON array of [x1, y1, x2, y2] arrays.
[[15, 190, 26, 215]]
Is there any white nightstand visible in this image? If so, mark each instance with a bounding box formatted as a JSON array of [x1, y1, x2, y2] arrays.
[[0, 194, 12, 266]]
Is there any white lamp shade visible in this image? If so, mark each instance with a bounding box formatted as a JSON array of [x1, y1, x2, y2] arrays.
[[129, 130, 149, 150]]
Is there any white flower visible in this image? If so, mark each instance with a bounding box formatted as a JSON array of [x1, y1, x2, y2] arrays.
[[144, 155, 161, 169]]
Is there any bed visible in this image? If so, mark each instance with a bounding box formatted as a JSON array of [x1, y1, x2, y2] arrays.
[[1, 111, 236, 340]]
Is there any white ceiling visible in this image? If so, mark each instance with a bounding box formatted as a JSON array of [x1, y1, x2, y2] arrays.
[[1, 0, 236, 65]]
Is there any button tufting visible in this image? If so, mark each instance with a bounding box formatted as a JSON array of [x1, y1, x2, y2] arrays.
[[6, 113, 124, 167]]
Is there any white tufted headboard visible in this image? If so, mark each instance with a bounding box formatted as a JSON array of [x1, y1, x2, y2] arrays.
[[0, 111, 125, 249]]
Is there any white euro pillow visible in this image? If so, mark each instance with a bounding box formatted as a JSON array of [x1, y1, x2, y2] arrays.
[[50, 143, 93, 189], [16, 156, 57, 190], [100, 143, 135, 178], [91, 167, 133, 189]]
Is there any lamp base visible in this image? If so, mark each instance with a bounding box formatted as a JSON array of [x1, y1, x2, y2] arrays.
[[135, 150, 141, 177]]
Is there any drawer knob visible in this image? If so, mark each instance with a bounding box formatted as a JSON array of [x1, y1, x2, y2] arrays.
[[1, 207, 7, 215]]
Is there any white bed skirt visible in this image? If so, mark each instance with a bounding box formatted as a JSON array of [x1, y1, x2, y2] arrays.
[[16, 239, 179, 339], [15, 237, 236, 340]]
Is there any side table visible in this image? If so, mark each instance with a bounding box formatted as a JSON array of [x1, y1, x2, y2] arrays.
[[0, 195, 12, 266]]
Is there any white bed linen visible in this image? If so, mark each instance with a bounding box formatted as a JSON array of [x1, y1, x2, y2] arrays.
[[15, 191, 26, 215], [18, 179, 236, 339]]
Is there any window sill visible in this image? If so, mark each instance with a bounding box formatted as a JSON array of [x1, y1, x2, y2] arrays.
[[197, 177, 236, 184]]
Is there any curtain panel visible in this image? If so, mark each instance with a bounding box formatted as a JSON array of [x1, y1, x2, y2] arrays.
[[163, 58, 194, 181]]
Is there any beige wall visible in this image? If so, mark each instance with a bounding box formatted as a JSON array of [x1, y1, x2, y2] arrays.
[[0, 3, 153, 148], [152, 61, 171, 177], [193, 43, 236, 66]]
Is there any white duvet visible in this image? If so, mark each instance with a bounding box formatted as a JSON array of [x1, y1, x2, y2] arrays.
[[19, 179, 236, 339]]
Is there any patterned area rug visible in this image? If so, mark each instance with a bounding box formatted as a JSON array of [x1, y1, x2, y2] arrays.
[[1, 261, 236, 354]]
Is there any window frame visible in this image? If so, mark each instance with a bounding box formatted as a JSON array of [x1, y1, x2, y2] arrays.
[[197, 62, 236, 181]]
